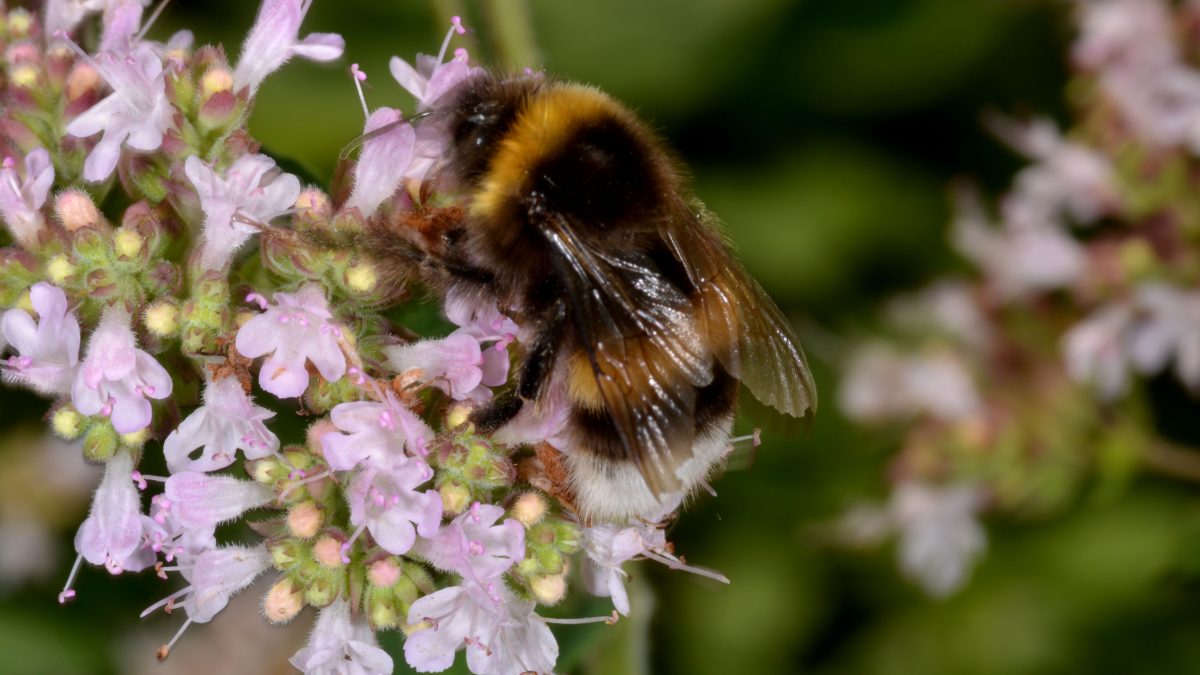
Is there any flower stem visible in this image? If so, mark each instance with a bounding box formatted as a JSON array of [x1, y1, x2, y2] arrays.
[[480, 0, 540, 70]]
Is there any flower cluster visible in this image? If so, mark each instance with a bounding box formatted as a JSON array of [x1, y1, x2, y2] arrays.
[[833, 0, 1200, 596], [0, 3, 727, 674]]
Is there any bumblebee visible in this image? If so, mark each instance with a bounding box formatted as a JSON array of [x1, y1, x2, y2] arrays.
[[378, 72, 816, 522]]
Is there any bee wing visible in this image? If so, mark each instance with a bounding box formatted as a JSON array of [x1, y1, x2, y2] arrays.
[[661, 199, 817, 419], [541, 213, 714, 495]]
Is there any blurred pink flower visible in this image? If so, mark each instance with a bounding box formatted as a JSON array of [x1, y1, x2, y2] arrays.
[[233, 0, 345, 96], [184, 154, 301, 272], [2, 282, 80, 396], [71, 306, 172, 434], [235, 284, 346, 399], [839, 344, 981, 423], [163, 375, 279, 474], [0, 148, 53, 249]]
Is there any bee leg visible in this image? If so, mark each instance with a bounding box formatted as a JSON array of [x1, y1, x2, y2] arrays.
[[469, 299, 567, 433]]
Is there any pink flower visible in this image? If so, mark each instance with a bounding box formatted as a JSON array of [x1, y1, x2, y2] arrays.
[[184, 154, 301, 272], [404, 583, 558, 675], [66, 44, 173, 182], [176, 545, 272, 623], [387, 299, 516, 402], [2, 283, 81, 396], [233, 0, 345, 96], [235, 284, 346, 399], [322, 392, 432, 471], [74, 452, 153, 574], [1062, 301, 1136, 401], [71, 307, 172, 434], [44, 0, 111, 40], [345, 462, 442, 556], [388, 18, 479, 110], [290, 596, 393, 675], [163, 375, 279, 474], [345, 108, 416, 218], [1127, 284, 1200, 391], [0, 148, 54, 249], [413, 503, 524, 584], [160, 472, 273, 533], [98, 0, 149, 53]]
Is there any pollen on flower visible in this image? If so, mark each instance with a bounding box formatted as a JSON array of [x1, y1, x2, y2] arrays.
[[144, 302, 180, 337], [201, 68, 234, 98], [10, 65, 39, 88], [113, 229, 144, 258], [344, 263, 377, 293], [46, 255, 76, 284], [51, 408, 84, 440]]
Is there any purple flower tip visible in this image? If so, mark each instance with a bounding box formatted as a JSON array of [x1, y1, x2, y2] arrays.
[[58, 590, 76, 604]]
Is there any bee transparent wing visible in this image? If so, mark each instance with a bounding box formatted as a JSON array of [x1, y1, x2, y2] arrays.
[[541, 214, 714, 495], [662, 199, 817, 419]]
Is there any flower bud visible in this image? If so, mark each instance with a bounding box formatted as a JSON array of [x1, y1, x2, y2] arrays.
[[295, 189, 332, 223], [113, 228, 144, 259], [303, 576, 338, 607], [530, 573, 567, 605], [55, 190, 102, 231], [200, 68, 233, 98], [313, 535, 344, 569], [368, 558, 402, 588], [46, 255, 76, 285], [438, 479, 472, 516], [368, 594, 402, 630], [9, 64, 39, 89], [51, 407, 84, 440], [6, 9, 32, 39], [344, 263, 377, 293], [511, 492, 548, 527], [120, 429, 148, 448], [14, 290, 33, 313], [264, 577, 304, 624], [83, 423, 119, 462], [446, 402, 472, 429], [268, 538, 305, 571], [287, 501, 324, 539], [66, 62, 101, 102], [144, 301, 180, 337]]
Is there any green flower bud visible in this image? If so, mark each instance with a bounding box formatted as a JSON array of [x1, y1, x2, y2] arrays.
[[83, 422, 119, 462]]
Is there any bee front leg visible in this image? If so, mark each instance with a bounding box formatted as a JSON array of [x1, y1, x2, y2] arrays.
[[469, 299, 567, 433]]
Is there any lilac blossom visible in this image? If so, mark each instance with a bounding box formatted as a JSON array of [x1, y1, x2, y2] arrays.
[[290, 596, 393, 675], [232, 0, 345, 96], [884, 281, 991, 351], [98, 0, 146, 53], [74, 452, 153, 574], [404, 583, 558, 675], [2, 282, 81, 396], [44, 0, 109, 40], [414, 503, 525, 584], [389, 17, 479, 110], [344, 107, 416, 219], [176, 545, 272, 623], [66, 44, 173, 182], [0, 148, 54, 249], [1127, 284, 1200, 391], [321, 392, 432, 471], [839, 344, 981, 423], [71, 306, 172, 434], [235, 284, 347, 399], [184, 154, 301, 272], [1062, 301, 1136, 401], [162, 375, 279, 474], [345, 461, 442, 556]]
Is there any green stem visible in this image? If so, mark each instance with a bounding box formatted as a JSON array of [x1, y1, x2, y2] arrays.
[[481, 0, 541, 70]]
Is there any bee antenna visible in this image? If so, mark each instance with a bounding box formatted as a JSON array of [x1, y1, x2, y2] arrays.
[[338, 118, 411, 161]]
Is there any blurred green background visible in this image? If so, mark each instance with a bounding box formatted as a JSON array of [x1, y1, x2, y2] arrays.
[[5, 0, 1200, 673]]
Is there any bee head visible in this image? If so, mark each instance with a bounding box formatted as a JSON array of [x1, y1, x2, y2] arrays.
[[439, 72, 541, 183]]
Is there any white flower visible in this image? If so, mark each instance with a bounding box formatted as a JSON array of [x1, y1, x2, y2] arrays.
[[1127, 284, 1200, 390], [1062, 300, 1135, 400], [0, 148, 54, 249], [66, 44, 173, 182], [163, 375, 279, 474], [290, 596, 393, 675], [184, 154, 301, 272]]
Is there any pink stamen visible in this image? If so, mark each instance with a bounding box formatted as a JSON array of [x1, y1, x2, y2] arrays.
[[245, 292, 269, 310], [58, 554, 84, 604], [451, 15, 466, 35], [2, 157, 13, 170]]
